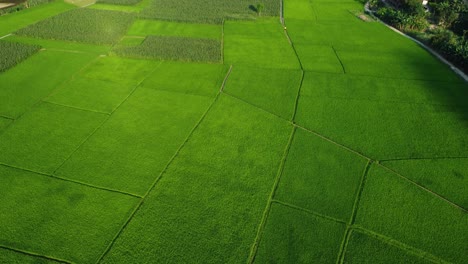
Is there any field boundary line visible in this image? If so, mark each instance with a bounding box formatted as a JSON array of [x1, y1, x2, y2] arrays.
[[0, 115, 14, 120], [222, 91, 286, 121], [380, 156, 468, 162], [351, 227, 450, 264], [221, 19, 225, 64], [291, 70, 305, 122], [0, 245, 71, 263], [42, 100, 111, 115], [0, 33, 11, 39], [219, 65, 233, 93], [294, 124, 372, 161], [378, 163, 467, 213], [95, 65, 233, 264], [247, 126, 296, 264], [336, 160, 372, 264], [0, 162, 142, 198], [364, 2, 468, 82], [52, 61, 163, 177], [271, 199, 347, 224], [331, 46, 346, 74]]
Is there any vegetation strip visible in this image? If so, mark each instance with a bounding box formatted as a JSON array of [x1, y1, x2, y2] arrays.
[[378, 163, 467, 212], [247, 126, 297, 264], [0, 245, 71, 264], [43, 100, 111, 115], [96, 66, 234, 263]]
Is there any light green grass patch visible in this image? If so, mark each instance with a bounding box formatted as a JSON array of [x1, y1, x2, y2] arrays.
[[0, 40, 40, 72], [295, 96, 468, 160], [141, 62, 228, 97], [101, 95, 291, 263], [224, 37, 299, 69], [0, 165, 139, 263], [0, 247, 62, 264], [275, 128, 368, 221], [223, 66, 302, 119], [343, 230, 430, 264], [0, 1, 74, 36], [255, 203, 346, 263], [0, 50, 96, 118], [56, 88, 212, 195], [16, 8, 135, 45], [310, 2, 362, 23], [4, 35, 111, 54], [355, 164, 468, 263], [294, 44, 344, 73], [382, 159, 468, 209], [127, 19, 222, 39], [300, 72, 468, 106], [114, 36, 221, 62], [81, 56, 160, 85], [224, 18, 285, 39], [45, 77, 135, 113], [283, 0, 315, 20], [0, 102, 107, 173]]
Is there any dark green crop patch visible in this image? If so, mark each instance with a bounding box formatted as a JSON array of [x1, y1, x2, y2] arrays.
[[114, 36, 221, 62], [96, 0, 142, 6], [16, 8, 135, 45], [0, 41, 41, 72]]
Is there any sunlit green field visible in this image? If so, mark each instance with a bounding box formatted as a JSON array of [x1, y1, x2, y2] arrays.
[[0, 0, 467, 263]]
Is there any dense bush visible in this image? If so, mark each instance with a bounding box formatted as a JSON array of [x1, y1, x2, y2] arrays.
[[429, 0, 466, 28], [376, 7, 428, 31], [114, 36, 221, 62], [0, 0, 52, 16], [15, 8, 135, 45], [0, 41, 41, 72], [429, 29, 468, 72]]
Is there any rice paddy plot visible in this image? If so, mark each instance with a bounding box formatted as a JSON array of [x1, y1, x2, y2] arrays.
[[45, 77, 136, 114], [89, 0, 150, 13], [80, 56, 161, 86], [0, 165, 140, 263], [127, 19, 222, 39], [310, 2, 363, 23], [254, 203, 346, 263], [0, 117, 11, 132], [96, 0, 141, 6], [0, 50, 96, 119], [114, 36, 221, 62], [301, 72, 468, 106], [343, 230, 431, 264], [283, 0, 315, 20], [338, 50, 460, 81], [0, 1, 74, 36], [223, 66, 302, 119], [355, 164, 468, 263], [295, 96, 468, 160], [294, 44, 344, 73], [275, 128, 368, 221], [16, 8, 135, 45], [0, 40, 40, 72], [4, 35, 112, 54], [55, 88, 212, 195], [0, 102, 107, 174], [382, 159, 468, 209], [224, 18, 285, 40], [101, 95, 291, 263], [140, 0, 279, 23], [141, 62, 228, 97]]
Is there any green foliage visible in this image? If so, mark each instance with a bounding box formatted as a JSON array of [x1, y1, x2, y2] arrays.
[[127, 19, 222, 39], [0, 117, 11, 133], [96, 0, 141, 6], [430, 0, 466, 28], [0, 165, 139, 263], [256, 3, 264, 15], [16, 8, 135, 45], [224, 66, 302, 119], [294, 44, 344, 73], [140, 0, 280, 23], [0, 50, 96, 118], [0, 41, 40, 72], [429, 28, 468, 72], [255, 203, 346, 263], [114, 36, 221, 62], [101, 95, 291, 263], [0, 247, 61, 264], [376, 7, 428, 31], [0, 102, 107, 173], [343, 231, 430, 263], [56, 88, 213, 195], [356, 165, 468, 263], [275, 128, 368, 221]]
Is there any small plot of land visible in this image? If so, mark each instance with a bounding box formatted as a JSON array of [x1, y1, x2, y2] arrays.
[[0, 0, 467, 263]]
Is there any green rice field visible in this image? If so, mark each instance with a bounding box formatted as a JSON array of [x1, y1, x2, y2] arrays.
[[0, 0, 467, 263]]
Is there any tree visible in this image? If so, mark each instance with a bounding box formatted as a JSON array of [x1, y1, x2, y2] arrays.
[[256, 3, 264, 16], [430, 0, 466, 28]]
